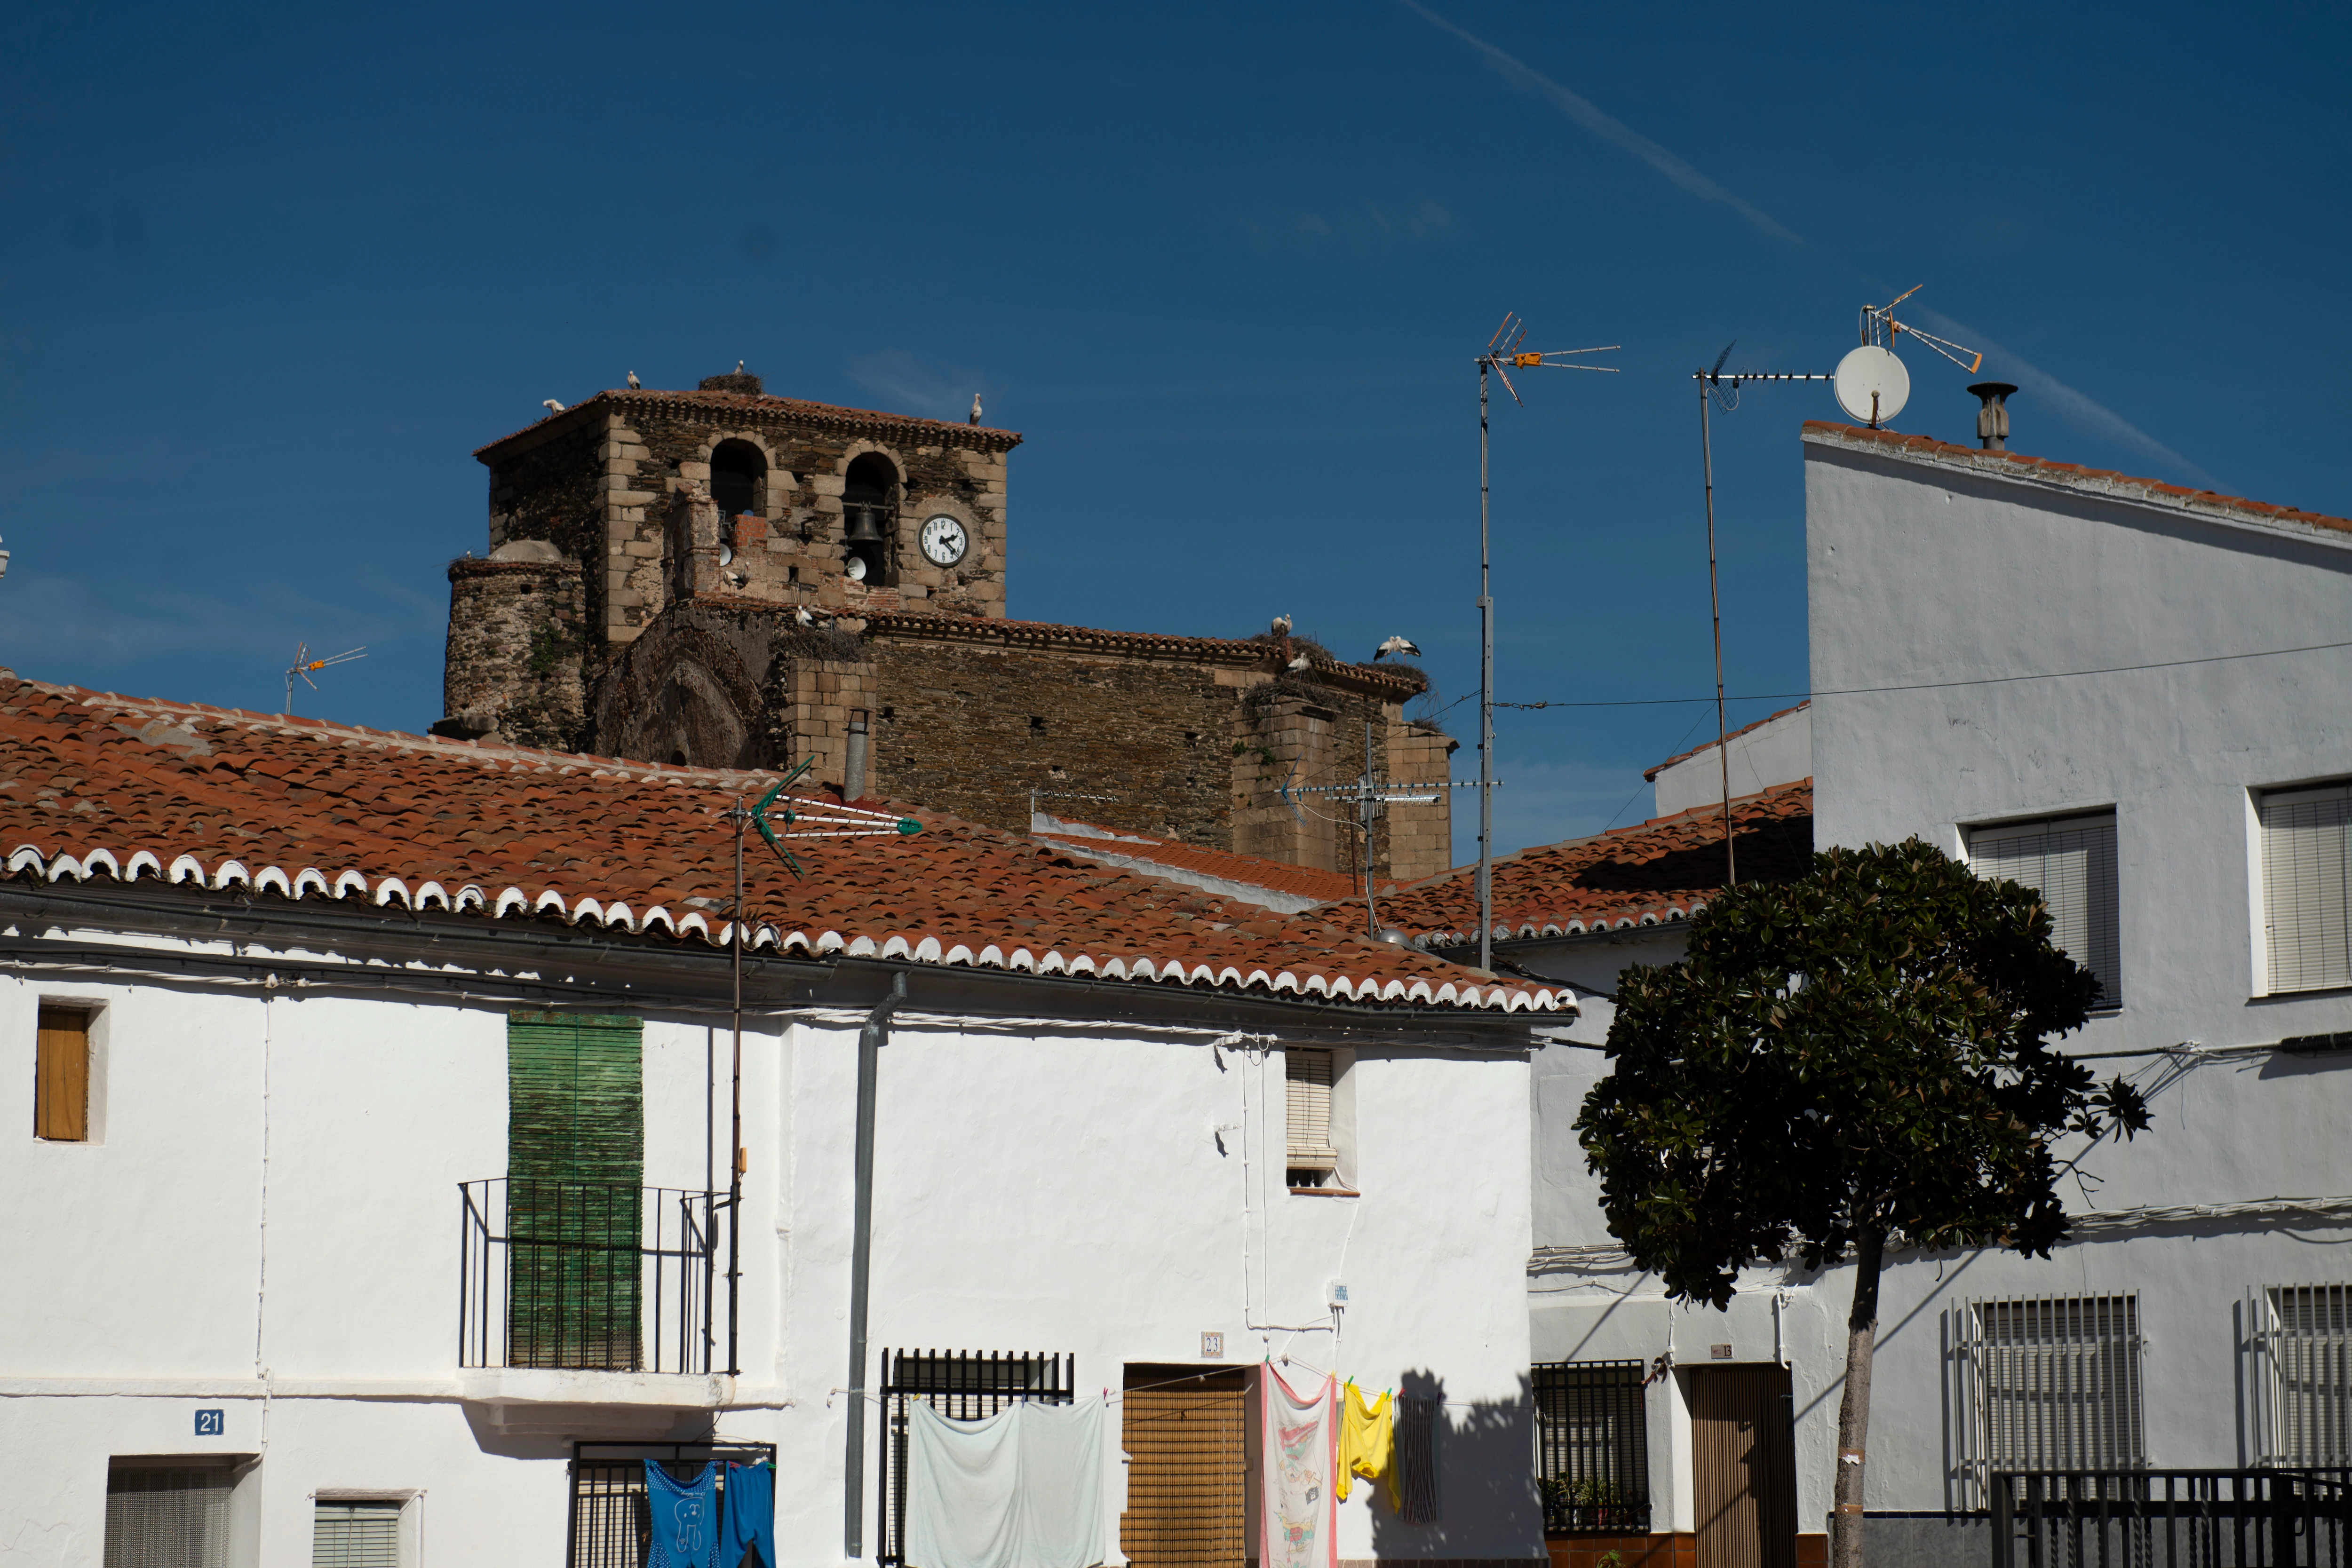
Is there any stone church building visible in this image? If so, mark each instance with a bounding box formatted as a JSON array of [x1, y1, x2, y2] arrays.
[[437, 370, 1455, 883]]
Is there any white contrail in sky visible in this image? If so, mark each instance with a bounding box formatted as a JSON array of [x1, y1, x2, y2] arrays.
[[1399, 0, 2217, 487]]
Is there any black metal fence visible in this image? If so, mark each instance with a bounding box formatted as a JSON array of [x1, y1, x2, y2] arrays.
[[1534, 1359, 1652, 1535], [877, 1349, 1076, 1567], [568, 1441, 775, 1568], [1991, 1469, 2352, 1568], [458, 1178, 728, 1375]]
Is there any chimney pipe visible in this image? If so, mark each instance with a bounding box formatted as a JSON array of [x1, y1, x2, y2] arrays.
[[1968, 382, 2018, 451]]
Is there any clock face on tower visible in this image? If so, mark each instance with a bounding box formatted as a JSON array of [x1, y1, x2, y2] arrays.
[[918, 514, 969, 567]]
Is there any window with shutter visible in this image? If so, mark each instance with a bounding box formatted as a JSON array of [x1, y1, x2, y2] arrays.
[[104, 1465, 233, 1568], [2259, 784, 2352, 994], [1285, 1049, 1338, 1188], [35, 1005, 91, 1142], [1970, 812, 2122, 1007], [313, 1501, 403, 1568], [507, 1012, 644, 1369]]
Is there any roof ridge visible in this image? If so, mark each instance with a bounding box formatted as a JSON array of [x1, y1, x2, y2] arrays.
[[1643, 700, 1810, 780], [1801, 421, 2352, 537], [474, 388, 1024, 459]]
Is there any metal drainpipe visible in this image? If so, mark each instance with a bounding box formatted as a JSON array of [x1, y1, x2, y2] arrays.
[[844, 970, 907, 1560], [846, 711, 870, 801]]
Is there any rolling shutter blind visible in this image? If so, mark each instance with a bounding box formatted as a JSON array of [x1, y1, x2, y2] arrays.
[[104, 1466, 232, 1568], [1971, 814, 2122, 1006], [313, 1502, 402, 1568], [1285, 1050, 1336, 1163], [2260, 786, 2352, 994], [35, 1006, 89, 1141], [1970, 1295, 2144, 1473], [507, 1013, 644, 1369]]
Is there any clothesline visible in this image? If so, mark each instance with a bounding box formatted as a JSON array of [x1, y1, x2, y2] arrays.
[[825, 1364, 1528, 1415]]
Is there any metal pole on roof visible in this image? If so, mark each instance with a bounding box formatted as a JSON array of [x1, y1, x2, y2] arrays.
[[1699, 387, 1736, 888], [728, 797, 744, 1377], [1477, 360, 1495, 969]]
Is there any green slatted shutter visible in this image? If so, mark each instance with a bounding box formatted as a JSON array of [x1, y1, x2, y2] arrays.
[[507, 1013, 644, 1369]]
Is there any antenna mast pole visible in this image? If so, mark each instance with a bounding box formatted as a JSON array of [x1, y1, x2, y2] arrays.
[[1477, 359, 1495, 971], [728, 794, 744, 1377], [1698, 387, 1735, 888]]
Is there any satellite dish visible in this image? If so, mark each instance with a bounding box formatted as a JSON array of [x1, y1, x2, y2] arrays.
[[718, 542, 734, 566], [845, 555, 868, 582], [1834, 345, 1909, 425]]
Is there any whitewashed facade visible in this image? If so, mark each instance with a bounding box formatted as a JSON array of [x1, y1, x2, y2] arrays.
[[1512, 424, 2352, 1566], [1, 818, 1551, 1567]]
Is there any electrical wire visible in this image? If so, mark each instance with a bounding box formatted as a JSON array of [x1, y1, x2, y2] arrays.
[[1494, 637, 2352, 712]]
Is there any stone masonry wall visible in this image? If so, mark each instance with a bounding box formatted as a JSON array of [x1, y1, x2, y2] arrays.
[[1386, 721, 1459, 882], [481, 419, 606, 640], [441, 557, 586, 750], [867, 641, 1234, 842]]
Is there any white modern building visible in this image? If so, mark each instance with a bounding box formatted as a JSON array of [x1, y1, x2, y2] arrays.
[[1389, 420, 2352, 1568], [0, 677, 1571, 1568]]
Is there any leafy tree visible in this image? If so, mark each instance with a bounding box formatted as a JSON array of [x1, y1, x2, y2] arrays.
[[1574, 839, 2150, 1568]]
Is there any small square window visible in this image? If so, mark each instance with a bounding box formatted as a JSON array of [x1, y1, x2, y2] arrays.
[[313, 1499, 403, 1567], [2257, 783, 2352, 994]]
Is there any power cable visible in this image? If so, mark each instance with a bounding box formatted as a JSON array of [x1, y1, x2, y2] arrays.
[[1493, 637, 2352, 712]]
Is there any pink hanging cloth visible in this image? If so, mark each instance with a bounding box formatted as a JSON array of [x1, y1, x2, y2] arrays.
[[1262, 1366, 1338, 1568]]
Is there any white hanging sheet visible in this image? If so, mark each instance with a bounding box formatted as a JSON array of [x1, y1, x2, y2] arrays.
[[903, 1396, 1106, 1568]]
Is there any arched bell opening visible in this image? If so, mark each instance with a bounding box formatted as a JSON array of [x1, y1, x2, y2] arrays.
[[840, 453, 899, 586]]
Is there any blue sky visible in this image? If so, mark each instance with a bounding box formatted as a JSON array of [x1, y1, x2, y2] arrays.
[[4, 1, 2346, 864]]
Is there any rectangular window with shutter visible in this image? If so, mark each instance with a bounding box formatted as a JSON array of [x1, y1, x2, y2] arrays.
[[35, 1005, 92, 1141], [1958, 1294, 2144, 1505], [2256, 1284, 2352, 1466], [507, 1012, 644, 1370], [313, 1501, 403, 1568], [1285, 1049, 1339, 1188], [2259, 784, 2352, 995], [1970, 812, 2122, 1008]]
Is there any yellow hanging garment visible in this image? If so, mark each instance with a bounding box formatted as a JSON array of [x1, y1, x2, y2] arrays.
[[1335, 1383, 1398, 1509]]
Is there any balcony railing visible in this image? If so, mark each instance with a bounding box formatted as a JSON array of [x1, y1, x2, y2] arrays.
[[458, 1178, 730, 1376], [1992, 1469, 2352, 1568]]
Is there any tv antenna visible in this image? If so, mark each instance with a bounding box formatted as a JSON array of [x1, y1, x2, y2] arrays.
[[1283, 717, 1490, 937], [711, 758, 922, 1370], [283, 643, 366, 714], [1860, 284, 1983, 372], [1474, 313, 1619, 972]]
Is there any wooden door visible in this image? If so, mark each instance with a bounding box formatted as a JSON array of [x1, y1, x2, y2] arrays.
[[1121, 1366, 1248, 1568], [1690, 1366, 1796, 1568]]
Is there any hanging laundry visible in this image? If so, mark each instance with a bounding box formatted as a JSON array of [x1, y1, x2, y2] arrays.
[[903, 1397, 1106, 1568], [1262, 1367, 1336, 1568], [722, 1461, 776, 1568], [1392, 1396, 1440, 1525], [644, 1461, 723, 1568], [1335, 1384, 1398, 1511]]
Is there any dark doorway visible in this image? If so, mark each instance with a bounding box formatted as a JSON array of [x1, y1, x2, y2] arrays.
[[1690, 1364, 1796, 1568], [1121, 1364, 1249, 1568]]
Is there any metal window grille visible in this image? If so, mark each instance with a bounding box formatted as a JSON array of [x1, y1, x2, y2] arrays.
[[2255, 1284, 2352, 1467], [1971, 813, 2123, 1007], [1959, 1296, 2145, 1510], [877, 1349, 1075, 1567], [458, 1178, 728, 1375], [313, 1502, 402, 1568], [1532, 1359, 1651, 1535], [567, 1441, 775, 1568]]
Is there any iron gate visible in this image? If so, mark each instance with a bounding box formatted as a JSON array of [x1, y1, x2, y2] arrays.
[[876, 1349, 1075, 1567]]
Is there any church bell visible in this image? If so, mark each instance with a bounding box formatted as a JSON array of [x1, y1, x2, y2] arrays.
[[843, 504, 886, 545]]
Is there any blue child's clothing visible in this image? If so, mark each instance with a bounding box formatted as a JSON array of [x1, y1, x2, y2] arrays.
[[645, 1461, 722, 1568], [723, 1462, 777, 1568]]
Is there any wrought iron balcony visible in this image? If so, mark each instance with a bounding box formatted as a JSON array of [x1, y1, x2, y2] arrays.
[[458, 1178, 731, 1376]]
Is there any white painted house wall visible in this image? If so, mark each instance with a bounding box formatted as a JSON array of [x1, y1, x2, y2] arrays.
[[1650, 706, 1811, 818], [0, 923, 1539, 1568], [1502, 431, 2352, 1562]]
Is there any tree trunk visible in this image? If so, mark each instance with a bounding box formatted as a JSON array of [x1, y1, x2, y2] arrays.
[[1830, 1227, 1885, 1568]]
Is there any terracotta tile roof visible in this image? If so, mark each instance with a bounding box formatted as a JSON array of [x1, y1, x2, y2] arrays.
[[0, 677, 1563, 1013], [1644, 701, 1809, 782], [475, 389, 1022, 460], [1802, 422, 2352, 539], [1033, 820, 1399, 907], [1375, 781, 1814, 945]]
